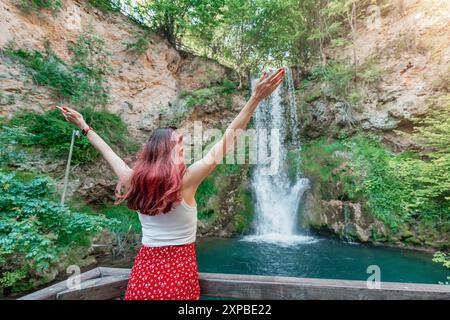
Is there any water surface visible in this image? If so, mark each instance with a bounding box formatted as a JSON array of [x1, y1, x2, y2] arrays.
[[196, 236, 448, 284]]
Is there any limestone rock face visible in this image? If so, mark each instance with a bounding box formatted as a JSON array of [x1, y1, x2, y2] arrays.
[[297, 0, 450, 150], [0, 0, 234, 139], [302, 193, 387, 243], [297, 1, 450, 250]]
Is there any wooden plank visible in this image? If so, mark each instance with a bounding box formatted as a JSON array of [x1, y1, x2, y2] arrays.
[[98, 266, 131, 277], [198, 273, 450, 300], [18, 267, 102, 300], [19, 267, 450, 300], [56, 275, 129, 300]]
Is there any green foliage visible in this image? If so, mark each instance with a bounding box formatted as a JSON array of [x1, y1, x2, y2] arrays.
[[88, 0, 121, 12], [196, 163, 242, 221], [303, 88, 322, 103], [160, 77, 237, 128], [433, 252, 450, 269], [344, 134, 407, 230], [182, 79, 237, 109], [132, 0, 225, 46], [310, 62, 356, 99], [184, 88, 217, 109], [113, 0, 390, 75], [300, 117, 450, 234], [8, 108, 137, 165], [232, 185, 254, 234], [393, 95, 450, 219], [98, 203, 141, 234], [302, 58, 382, 108], [68, 30, 111, 77], [359, 65, 382, 85], [0, 171, 116, 294], [408, 95, 450, 156], [4, 33, 109, 107], [222, 79, 238, 94], [196, 173, 217, 220], [4, 47, 85, 103], [433, 252, 450, 284], [124, 36, 152, 57], [297, 138, 354, 199], [0, 124, 32, 165], [19, 0, 62, 13]]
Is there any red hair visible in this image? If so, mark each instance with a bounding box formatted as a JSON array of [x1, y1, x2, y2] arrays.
[[117, 127, 186, 215]]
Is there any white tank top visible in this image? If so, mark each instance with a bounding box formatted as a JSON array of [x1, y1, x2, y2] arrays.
[[138, 199, 197, 247]]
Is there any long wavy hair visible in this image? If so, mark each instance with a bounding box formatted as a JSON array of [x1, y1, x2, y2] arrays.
[[116, 127, 186, 215]]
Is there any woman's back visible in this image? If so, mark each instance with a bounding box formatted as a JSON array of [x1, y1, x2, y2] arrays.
[[138, 199, 197, 247]]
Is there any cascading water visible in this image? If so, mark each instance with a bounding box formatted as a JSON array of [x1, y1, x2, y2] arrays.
[[243, 68, 316, 246]]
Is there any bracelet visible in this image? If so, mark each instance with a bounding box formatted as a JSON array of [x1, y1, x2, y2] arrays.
[[82, 127, 93, 136]]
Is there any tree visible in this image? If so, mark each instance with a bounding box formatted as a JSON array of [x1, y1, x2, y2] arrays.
[[134, 0, 225, 46]]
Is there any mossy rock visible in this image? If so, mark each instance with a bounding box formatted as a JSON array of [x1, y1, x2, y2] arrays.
[[343, 223, 357, 238]]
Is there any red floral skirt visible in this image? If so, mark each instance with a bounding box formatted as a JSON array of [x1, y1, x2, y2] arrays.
[[124, 242, 200, 300]]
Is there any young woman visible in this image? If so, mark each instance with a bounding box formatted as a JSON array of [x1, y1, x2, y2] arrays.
[[57, 67, 285, 300]]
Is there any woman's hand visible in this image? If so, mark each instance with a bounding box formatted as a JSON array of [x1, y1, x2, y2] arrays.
[[57, 105, 132, 182], [252, 67, 286, 102], [182, 67, 286, 196], [56, 106, 89, 130]]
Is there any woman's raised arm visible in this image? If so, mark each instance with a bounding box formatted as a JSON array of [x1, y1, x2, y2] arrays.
[[56, 106, 133, 183], [182, 67, 285, 198]]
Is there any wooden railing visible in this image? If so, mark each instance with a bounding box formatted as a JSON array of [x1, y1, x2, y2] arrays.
[[18, 267, 450, 300]]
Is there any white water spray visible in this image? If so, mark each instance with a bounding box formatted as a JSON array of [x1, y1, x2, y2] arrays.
[[243, 68, 315, 246]]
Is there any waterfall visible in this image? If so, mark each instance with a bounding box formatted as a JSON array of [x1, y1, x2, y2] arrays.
[[242, 68, 316, 246]]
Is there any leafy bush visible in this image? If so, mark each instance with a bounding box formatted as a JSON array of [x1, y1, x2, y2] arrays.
[[432, 252, 450, 285], [161, 79, 237, 127], [311, 62, 354, 98], [124, 35, 151, 57], [4, 48, 86, 102], [221, 79, 237, 94], [68, 31, 111, 77], [196, 173, 217, 220], [303, 88, 322, 103], [394, 95, 450, 221], [8, 108, 137, 164], [344, 134, 407, 230], [299, 135, 403, 227], [232, 183, 254, 234], [98, 203, 140, 234], [306, 59, 381, 106], [294, 139, 345, 185], [433, 252, 450, 268], [0, 171, 116, 294], [19, 0, 62, 13], [359, 65, 382, 85], [182, 79, 237, 110], [300, 115, 450, 234], [0, 124, 32, 165], [88, 0, 121, 12]]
